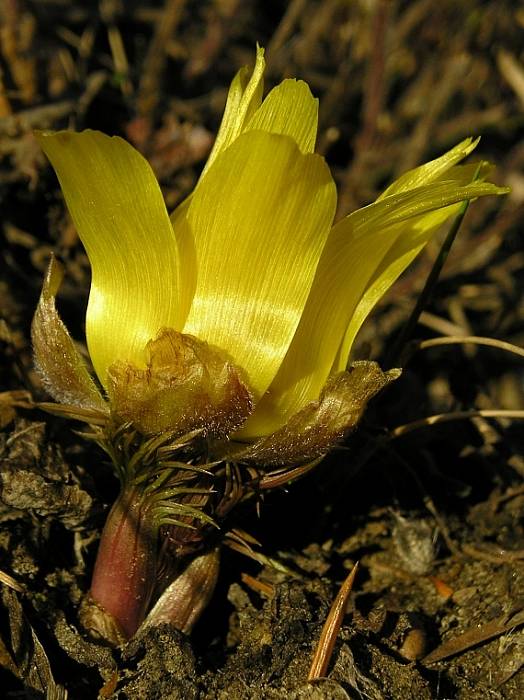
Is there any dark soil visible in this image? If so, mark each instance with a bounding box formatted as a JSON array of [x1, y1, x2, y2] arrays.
[[1, 1, 523, 698]]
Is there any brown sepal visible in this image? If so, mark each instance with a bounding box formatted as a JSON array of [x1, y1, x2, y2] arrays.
[[31, 255, 108, 413], [238, 361, 400, 468], [107, 328, 253, 437]]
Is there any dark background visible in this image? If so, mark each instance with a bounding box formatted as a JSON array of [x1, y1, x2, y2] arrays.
[[0, 1, 523, 698]]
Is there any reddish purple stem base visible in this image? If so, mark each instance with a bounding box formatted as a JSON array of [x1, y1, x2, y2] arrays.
[[89, 486, 157, 639]]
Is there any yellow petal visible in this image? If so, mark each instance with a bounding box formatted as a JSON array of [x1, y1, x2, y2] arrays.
[[239, 226, 392, 438], [201, 45, 265, 178], [171, 56, 317, 298], [245, 79, 318, 153], [243, 178, 507, 437], [334, 206, 461, 371], [169, 197, 196, 328], [336, 175, 509, 371], [37, 130, 185, 387], [169, 48, 266, 290], [378, 137, 479, 199], [183, 130, 336, 399], [32, 255, 107, 412]]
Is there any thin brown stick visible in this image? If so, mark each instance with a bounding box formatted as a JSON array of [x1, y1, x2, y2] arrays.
[[137, 0, 186, 117], [240, 573, 274, 597], [419, 311, 468, 337], [461, 543, 524, 564], [266, 0, 307, 60], [0, 569, 24, 592], [390, 410, 524, 438], [422, 609, 524, 665], [308, 562, 359, 682], [0, 100, 74, 135], [259, 458, 323, 490], [397, 53, 469, 173], [106, 24, 131, 96], [418, 335, 524, 358], [336, 0, 390, 217]]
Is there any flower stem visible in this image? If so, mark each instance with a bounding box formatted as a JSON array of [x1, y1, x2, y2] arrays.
[[87, 484, 158, 640]]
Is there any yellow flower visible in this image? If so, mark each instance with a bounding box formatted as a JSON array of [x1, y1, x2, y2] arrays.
[[31, 46, 509, 644], [34, 46, 506, 446]]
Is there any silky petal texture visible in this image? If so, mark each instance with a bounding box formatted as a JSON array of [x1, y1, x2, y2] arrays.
[[168, 198, 195, 328], [200, 45, 265, 179], [169, 56, 317, 320], [336, 172, 507, 371], [335, 204, 462, 371], [182, 130, 337, 399], [245, 79, 318, 153], [38, 130, 183, 386], [242, 177, 506, 437], [32, 255, 107, 411], [168, 48, 266, 316], [378, 137, 479, 199]]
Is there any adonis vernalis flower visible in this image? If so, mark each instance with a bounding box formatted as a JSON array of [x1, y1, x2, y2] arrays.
[[32, 47, 507, 643]]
